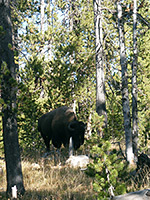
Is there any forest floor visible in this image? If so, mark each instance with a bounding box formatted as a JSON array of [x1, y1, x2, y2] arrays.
[[0, 148, 97, 200], [0, 147, 150, 199]]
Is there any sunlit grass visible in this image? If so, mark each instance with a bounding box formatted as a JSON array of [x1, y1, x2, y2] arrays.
[[0, 147, 149, 199], [0, 149, 96, 200]]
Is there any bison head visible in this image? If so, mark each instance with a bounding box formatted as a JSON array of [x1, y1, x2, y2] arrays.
[[68, 121, 86, 150]]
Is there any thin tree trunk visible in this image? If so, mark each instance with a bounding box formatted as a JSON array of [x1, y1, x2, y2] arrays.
[[69, 0, 76, 156], [132, 0, 138, 162], [41, 0, 45, 33], [0, 0, 25, 195], [87, 112, 92, 138], [70, 0, 74, 31], [117, 2, 134, 165], [69, 100, 76, 157], [47, 0, 53, 61], [40, 0, 45, 56], [93, 0, 107, 127]]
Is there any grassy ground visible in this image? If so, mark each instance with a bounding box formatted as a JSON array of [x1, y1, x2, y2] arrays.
[[0, 146, 149, 199], [0, 148, 97, 200]]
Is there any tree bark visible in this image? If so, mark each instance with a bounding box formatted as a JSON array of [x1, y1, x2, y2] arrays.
[[93, 0, 107, 126], [41, 0, 45, 33], [47, 0, 53, 61], [132, 0, 138, 162], [0, 0, 25, 195], [40, 0, 45, 56], [117, 2, 134, 165]]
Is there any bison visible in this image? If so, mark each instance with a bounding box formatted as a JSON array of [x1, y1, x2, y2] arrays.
[[38, 106, 86, 152]]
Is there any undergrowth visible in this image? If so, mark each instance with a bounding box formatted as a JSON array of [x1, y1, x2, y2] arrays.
[[0, 148, 97, 200], [0, 137, 149, 199]]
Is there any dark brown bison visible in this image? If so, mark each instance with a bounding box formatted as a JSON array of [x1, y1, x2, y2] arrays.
[[38, 106, 86, 151]]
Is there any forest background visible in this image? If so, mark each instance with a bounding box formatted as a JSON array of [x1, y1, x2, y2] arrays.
[[0, 0, 150, 199]]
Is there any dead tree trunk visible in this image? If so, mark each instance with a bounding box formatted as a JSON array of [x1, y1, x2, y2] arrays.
[[132, 0, 138, 162], [40, 0, 45, 56], [117, 2, 134, 165], [93, 0, 107, 127]]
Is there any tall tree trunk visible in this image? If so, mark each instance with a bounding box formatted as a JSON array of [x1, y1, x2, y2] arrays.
[[41, 0, 45, 33], [47, 0, 53, 61], [117, 2, 134, 165], [69, 0, 77, 156], [40, 0, 45, 56], [132, 0, 138, 162], [69, 0, 78, 112], [93, 0, 107, 127], [0, 0, 25, 195]]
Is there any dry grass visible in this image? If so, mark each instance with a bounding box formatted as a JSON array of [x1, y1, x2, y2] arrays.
[[0, 149, 97, 200], [1, 148, 149, 199]]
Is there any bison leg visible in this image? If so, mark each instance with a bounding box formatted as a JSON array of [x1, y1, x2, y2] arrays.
[[41, 134, 50, 151], [53, 148, 61, 166]]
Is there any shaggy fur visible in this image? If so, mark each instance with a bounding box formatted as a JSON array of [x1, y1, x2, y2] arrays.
[[38, 106, 85, 150]]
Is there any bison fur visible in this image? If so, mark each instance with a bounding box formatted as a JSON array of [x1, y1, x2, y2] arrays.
[[38, 106, 86, 151]]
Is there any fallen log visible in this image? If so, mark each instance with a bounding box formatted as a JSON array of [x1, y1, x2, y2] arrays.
[[112, 189, 150, 200]]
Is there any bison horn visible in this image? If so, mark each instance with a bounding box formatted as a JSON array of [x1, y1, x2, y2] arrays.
[[68, 121, 77, 131]]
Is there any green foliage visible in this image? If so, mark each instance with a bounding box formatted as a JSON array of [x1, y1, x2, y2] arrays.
[[14, 0, 96, 152], [138, 28, 150, 151], [0, 0, 150, 197], [0, 116, 3, 155], [17, 57, 47, 151], [85, 113, 128, 199], [87, 136, 127, 198]]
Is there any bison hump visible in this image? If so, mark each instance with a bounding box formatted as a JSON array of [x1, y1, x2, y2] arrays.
[[52, 106, 76, 126]]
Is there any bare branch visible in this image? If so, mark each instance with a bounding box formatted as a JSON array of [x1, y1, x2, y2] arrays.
[[137, 13, 150, 28]]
